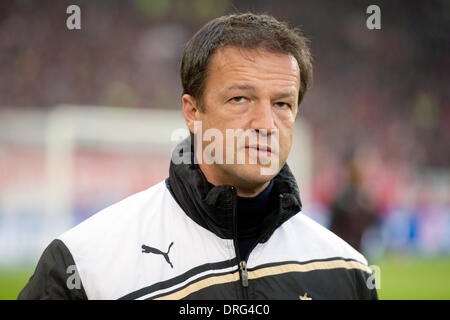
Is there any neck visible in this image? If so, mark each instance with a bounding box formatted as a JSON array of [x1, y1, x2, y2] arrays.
[[235, 181, 271, 197], [199, 163, 271, 197]]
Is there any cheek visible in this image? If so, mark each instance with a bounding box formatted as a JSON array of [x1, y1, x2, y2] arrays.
[[278, 120, 295, 154], [198, 112, 220, 133], [202, 115, 247, 139], [197, 114, 231, 149]]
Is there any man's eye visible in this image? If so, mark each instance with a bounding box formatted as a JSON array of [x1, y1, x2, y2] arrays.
[[230, 96, 246, 103], [275, 102, 291, 109]]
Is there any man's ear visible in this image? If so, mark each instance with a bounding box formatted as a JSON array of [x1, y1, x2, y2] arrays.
[[182, 94, 201, 134]]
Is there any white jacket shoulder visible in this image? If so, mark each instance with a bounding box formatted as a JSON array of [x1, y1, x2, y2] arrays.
[[58, 180, 168, 246], [295, 213, 369, 265]]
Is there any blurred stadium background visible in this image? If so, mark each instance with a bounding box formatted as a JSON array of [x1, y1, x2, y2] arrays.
[[0, 0, 449, 299]]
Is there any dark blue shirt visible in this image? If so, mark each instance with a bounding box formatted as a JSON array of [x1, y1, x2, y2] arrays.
[[236, 180, 275, 260]]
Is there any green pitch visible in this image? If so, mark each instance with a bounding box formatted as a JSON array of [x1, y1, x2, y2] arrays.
[[0, 266, 34, 300], [1, 255, 449, 300], [372, 254, 450, 300]]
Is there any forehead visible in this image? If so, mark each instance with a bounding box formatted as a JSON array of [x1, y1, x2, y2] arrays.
[[206, 46, 300, 91]]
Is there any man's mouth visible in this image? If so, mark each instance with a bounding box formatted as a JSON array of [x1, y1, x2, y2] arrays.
[[245, 145, 272, 154]]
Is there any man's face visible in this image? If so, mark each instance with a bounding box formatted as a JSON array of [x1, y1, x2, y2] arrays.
[[185, 46, 300, 194]]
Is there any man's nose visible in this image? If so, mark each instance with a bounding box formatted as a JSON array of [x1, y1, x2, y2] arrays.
[[250, 101, 275, 133]]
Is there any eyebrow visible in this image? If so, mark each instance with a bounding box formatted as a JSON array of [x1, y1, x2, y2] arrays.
[[222, 84, 298, 103], [225, 84, 296, 97], [224, 84, 256, 92], [272, 91, 297, 100]]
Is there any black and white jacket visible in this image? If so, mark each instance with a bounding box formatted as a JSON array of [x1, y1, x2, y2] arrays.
[[18, 139, 378, 300]]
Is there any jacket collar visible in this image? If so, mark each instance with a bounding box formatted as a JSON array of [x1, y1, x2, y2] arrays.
[[166, 137, 302, 240]]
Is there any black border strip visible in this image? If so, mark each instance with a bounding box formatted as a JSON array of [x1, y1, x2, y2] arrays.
[[118, 258, 238, 300], [146, 268, 240, 300]]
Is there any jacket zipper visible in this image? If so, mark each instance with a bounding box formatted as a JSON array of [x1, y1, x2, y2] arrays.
[[239, 260, 248, 287], [231, 187, 249, 299], [232, 189, 285, 299], [242, 194, 284, 294]]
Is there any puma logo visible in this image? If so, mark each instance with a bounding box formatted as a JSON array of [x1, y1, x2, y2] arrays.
[[141, 242, 174, 268]]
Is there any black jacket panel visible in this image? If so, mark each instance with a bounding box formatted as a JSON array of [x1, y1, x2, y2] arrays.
[[17, 239, 88, 300]]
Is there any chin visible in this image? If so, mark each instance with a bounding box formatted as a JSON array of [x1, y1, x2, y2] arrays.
[[227, 164, 278, 186]]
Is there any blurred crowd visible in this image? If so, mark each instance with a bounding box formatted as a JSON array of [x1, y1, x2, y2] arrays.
[[0, 0, 449, 256]]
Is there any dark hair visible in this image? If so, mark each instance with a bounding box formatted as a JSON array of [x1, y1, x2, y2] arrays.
[[180, 13, 313, 111]]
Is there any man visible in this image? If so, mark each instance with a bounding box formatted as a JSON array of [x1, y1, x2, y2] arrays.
[[329, 156, 378, 252], [19, 13, 378, 300]]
